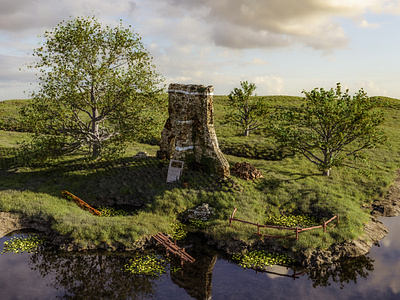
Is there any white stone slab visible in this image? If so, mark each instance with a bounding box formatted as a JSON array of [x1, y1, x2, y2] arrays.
[[166, 160, 184, 183]]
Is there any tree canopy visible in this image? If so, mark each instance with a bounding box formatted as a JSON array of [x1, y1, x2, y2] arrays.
[[225, 81, 269, 136], [270, 83, 387, 176], [21, 16, 165, 160]]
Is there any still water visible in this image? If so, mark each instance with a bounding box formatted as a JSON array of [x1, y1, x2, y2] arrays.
[[0, 216, 399, 300]]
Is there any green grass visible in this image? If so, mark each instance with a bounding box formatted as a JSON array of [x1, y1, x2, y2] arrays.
[[0, 96, 400, 254], [0, 99, 30, 131]]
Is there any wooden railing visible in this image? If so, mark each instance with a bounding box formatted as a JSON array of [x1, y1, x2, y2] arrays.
[[153, 233, 195, 266], [61, 190, 101, 216], [229, 207, 339, 240]]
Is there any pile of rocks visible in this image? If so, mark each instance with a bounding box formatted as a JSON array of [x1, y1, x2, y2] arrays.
[[185, 203, 214, 221], [232, 162, 263, 180], [134, 151, 148, 159]]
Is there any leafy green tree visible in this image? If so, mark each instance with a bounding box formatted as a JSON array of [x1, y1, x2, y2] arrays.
[[225, 81, 269, 136], [21, 16, 165, 160], [271, 83, 387, 176]]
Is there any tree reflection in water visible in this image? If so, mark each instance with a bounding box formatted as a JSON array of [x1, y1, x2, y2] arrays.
[[28, 249, 158, 300], [304, 255, 374, 289], [26, 239, 375, 299]]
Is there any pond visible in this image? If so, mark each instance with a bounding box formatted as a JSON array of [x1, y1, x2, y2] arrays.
[[0, 216, 399, 300]]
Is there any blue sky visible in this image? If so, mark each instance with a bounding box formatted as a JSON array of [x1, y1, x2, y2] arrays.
[[1, 0, 400, 100]]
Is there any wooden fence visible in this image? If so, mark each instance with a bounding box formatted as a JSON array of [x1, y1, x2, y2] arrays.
[[229, 207, 339, 240], [61, 190, 101, 216], [153, 233, 195, 266]]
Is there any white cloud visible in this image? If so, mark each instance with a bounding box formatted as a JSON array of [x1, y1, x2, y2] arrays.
[[361, 80, 388, 96], [252, 58, 268, 65], [147, 0, 400, 50], [1, 0, 400, 100], [253, 75, 284, 95], [358, 20, 380, 28]]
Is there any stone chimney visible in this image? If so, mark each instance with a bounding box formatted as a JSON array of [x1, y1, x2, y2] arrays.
[[159, 83, 230, 178]]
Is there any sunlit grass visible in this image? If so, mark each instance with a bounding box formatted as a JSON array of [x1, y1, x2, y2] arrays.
[[0, 96, 399, 253]]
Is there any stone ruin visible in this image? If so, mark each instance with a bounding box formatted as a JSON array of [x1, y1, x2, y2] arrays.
[[159, 83, 230, 178]]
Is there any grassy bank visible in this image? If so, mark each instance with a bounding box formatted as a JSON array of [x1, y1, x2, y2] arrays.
[[1, 95, 400, 253]]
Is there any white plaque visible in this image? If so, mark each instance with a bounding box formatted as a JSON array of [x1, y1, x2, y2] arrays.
[[166, 160, 184, 183]]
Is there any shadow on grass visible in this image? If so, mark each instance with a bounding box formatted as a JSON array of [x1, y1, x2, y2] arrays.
[[255, 170, 320, 192], [221, 144, 295, 161], [0, 155, 240, 209]]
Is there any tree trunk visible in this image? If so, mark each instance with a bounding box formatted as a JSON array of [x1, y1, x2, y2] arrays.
[[90, 87, 101, 158], [91, 142, 101, 158], [323, 168, 331, 176], [244, 125, 250, 136]]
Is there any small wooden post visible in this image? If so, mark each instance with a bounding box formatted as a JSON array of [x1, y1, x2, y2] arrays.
[[336, 214, 339, 227], [296, 227, 299, 240], [257, 222, 260, 236], [181, 248, 185, 267], [323, 220, 326, 233]]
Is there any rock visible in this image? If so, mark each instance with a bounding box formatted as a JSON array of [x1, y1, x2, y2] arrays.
[[297, 217, 388, 268], [184, 203, 214, 222], [232, 162, 263, 180], [134, 151, 148, 159], [159, 83, 230, 178]]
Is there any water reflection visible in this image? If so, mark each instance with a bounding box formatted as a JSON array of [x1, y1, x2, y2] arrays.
[[170, 236, 217, 300], [1, 215, 400, 299], [305, 256, 374, 289], [29, 251, 158, 299]]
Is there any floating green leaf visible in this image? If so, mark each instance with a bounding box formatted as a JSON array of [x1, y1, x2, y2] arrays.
[[2, 235, 47, 254], [232, 250, 295, 270], [124, 254, 166, 276]]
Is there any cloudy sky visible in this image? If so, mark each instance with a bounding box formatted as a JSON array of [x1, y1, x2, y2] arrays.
[[1, 0, 400, 100]]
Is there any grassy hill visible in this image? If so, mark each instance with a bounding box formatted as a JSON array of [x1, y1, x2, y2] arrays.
[[0, 95, 399, 254]]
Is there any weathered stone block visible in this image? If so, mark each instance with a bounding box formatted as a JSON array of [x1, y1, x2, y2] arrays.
[[160, 83, 230, 178]]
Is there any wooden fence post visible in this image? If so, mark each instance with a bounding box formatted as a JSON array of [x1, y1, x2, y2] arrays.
[[337, 214, 339, 227], [323, 220, 326, 233], [257, 223, 260, 236]]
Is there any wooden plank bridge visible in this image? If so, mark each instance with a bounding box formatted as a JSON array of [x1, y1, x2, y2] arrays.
[[153, 233, 195, 266]]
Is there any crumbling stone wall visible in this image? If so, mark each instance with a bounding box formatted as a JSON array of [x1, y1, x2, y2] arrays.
[[159, 83, 230, 178]]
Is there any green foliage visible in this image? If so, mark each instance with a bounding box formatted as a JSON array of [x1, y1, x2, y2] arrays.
[[189, 219, 209, 229], [169, 221, 187, 241], [0, 100, 30, 132], [265, 214, 319, 228], [98, 206, 129, 217], [124, 253, 166, 276], [270, 83, 387, 176], [232, 250, 294, 270], [21, 15, 166, 161], [225, 81, 269, 136], [2, 235, 47, 254], [1, 92, 400, 253]]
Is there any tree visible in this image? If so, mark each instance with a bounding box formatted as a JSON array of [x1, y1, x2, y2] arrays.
[[271, 83, 387, 176], [225, 81, 269, 136], [21, 16, 165, 160]]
